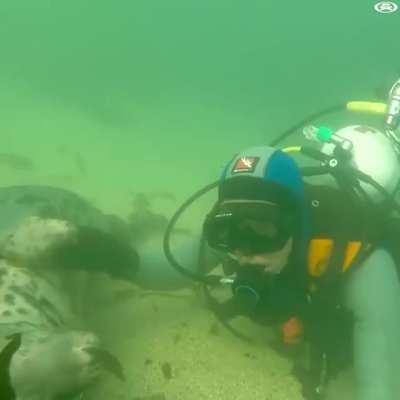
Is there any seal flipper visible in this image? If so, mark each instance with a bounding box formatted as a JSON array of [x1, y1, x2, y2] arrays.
[[0, 333, 22, 400], [83, 346, 125, 381]]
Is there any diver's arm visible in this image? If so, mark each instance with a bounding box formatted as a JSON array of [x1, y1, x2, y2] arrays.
[[344, 248, 400, 400]]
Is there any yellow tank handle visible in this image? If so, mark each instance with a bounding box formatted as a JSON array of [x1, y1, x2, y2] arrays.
[[346, 101, 387, 114], [281, 146, 302, 153], [280, 102, 387, 152]]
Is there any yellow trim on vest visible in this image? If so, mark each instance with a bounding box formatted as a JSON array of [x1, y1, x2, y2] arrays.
[[308, 239, 362, 277], [343, 241, 362, 272]]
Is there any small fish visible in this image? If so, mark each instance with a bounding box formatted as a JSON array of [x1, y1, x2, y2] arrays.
[[130, 191, 177, 210], [160, 362, 172, 380], [74, 152, 87, 176], [131, 193, 151, 211], [151, 191, 177, 202], [0, 333, 22, 400], [0, 153, 34, 171]]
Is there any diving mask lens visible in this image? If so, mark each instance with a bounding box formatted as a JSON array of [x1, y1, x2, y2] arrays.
[[204, 201, 294, 255]]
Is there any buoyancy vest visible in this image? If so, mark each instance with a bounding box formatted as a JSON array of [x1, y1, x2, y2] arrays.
[[303, 183, 379, 289], [279, 182, 387, 346]]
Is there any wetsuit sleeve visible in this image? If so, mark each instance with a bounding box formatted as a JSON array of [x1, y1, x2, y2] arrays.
[[344, 247, 400, 400]]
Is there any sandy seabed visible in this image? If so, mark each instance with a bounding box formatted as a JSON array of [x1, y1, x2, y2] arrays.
[[80, 279, 355, 400]]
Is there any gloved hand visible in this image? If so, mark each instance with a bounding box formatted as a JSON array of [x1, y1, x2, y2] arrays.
[[292, 361, 326, 400]]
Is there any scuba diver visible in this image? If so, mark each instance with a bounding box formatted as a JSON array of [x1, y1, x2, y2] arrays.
[[164, 78, 400, 400]]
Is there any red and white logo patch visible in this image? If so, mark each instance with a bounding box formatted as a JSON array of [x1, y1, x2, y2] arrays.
[[232, 156, 259, 174]]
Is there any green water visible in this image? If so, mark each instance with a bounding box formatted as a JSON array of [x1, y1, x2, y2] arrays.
[[0, 0, 398, 214], [0, 1, 399, 399]]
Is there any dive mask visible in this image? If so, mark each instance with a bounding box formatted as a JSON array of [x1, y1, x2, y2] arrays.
[[204, 200, 295, 255]]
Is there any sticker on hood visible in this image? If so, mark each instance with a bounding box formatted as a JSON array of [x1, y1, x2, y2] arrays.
[[231, 157, 260, 174]]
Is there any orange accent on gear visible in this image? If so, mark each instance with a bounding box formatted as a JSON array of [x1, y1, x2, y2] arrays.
[[282, 317, 304, 345]]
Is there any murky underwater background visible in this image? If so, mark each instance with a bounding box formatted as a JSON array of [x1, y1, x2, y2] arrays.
[[0, 0, 399, 399]]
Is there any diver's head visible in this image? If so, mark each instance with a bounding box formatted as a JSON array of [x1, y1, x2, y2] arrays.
[[204, 176, 298, 274], [204, 146, 305, 274]]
